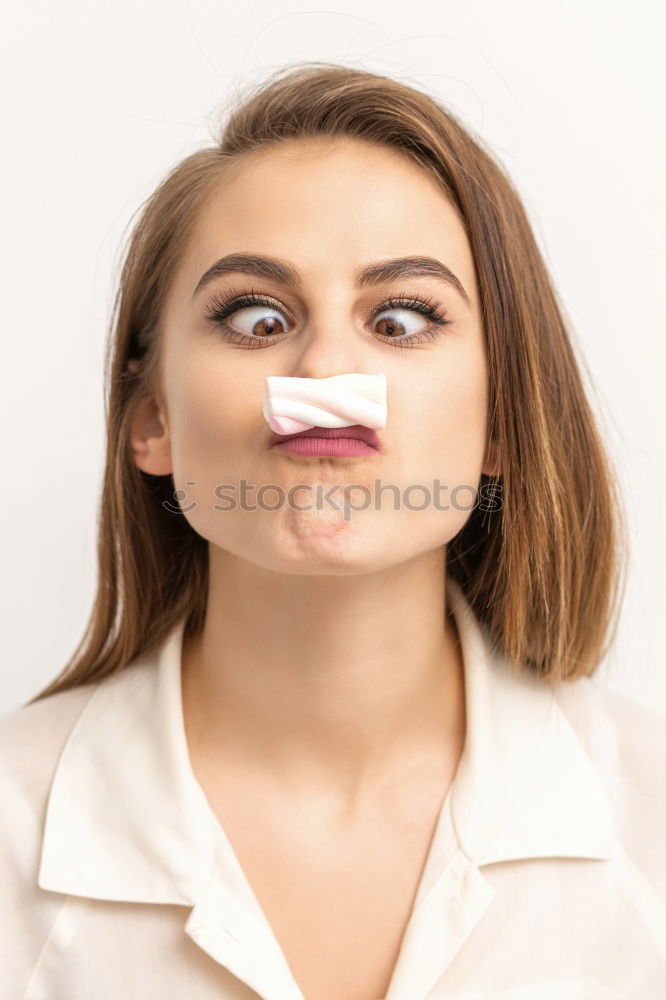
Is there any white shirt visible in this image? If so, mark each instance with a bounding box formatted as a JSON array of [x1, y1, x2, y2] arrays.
[[1, 577, 665, 1000]]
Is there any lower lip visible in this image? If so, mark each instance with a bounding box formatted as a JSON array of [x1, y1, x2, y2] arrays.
[[271, 437, 378, 457]]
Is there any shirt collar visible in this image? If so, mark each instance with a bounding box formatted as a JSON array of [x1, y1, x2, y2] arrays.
[[38, 629, 215, 904], [445, 577, 617, 865], [38, 577, 617, 905]]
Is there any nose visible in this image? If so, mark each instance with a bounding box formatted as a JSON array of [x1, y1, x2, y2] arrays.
[[285, 313, 367, 382]]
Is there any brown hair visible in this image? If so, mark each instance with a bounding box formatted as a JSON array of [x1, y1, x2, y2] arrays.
[[26, 61, 626, 703]]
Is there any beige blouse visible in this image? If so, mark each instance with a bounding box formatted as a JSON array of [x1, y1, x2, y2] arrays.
[[1, 577, 665, 999]]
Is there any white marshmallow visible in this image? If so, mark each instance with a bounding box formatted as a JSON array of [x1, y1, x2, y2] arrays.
[[263, 373, 388, 435]]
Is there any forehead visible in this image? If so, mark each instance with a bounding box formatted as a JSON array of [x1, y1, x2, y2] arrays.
[[178, 138, 475, 298]]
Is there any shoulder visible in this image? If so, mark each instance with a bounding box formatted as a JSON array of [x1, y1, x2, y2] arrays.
[[553, 675, 666, 898], [553, 674, 666, 786], [0, 684, 101, 870], [0, 682, 100, 790], [0, 685, 104, 994]]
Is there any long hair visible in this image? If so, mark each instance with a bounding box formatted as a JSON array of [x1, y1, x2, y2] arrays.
[[27, 61, 626, 702]]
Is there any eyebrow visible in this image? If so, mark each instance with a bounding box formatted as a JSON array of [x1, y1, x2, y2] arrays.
[[191, 253, 470, 307]]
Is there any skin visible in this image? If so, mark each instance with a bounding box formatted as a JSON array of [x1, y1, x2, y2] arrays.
[[129, 136, 498, 826]]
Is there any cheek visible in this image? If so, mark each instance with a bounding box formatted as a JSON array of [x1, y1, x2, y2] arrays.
[[167, 356, 258, 475], [163, 356, 267, 550], [400, 351, 489, 484]]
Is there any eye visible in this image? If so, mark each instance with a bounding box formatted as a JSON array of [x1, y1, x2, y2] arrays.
[[374, 305, 433, 339], [369, 294, 453, 347], [227, 304, 288, 338], [202, 286, 452, 350], [204, 290, 290, 340]]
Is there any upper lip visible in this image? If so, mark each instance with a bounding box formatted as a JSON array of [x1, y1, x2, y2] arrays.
[[269, 424, 381, 450]]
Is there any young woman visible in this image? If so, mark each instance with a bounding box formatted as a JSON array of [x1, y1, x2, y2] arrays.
[[2, 62, 664, 1000]]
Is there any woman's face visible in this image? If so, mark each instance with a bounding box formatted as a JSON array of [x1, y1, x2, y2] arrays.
[[142, 137, 495, 574]]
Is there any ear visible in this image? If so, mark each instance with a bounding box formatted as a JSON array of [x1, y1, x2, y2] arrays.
[[127, 363, 173, 476]]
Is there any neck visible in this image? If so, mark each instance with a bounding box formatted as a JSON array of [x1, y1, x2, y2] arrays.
[[181, 547, 466, 812]]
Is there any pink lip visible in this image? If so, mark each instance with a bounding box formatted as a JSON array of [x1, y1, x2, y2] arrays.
[[269, 424, 381, 456]]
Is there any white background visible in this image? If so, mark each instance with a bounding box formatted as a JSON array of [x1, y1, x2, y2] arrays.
[[0, 0, 664, 714]]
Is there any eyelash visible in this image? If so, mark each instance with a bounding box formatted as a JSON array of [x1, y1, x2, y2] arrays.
[[202, 284, 453, 349]]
